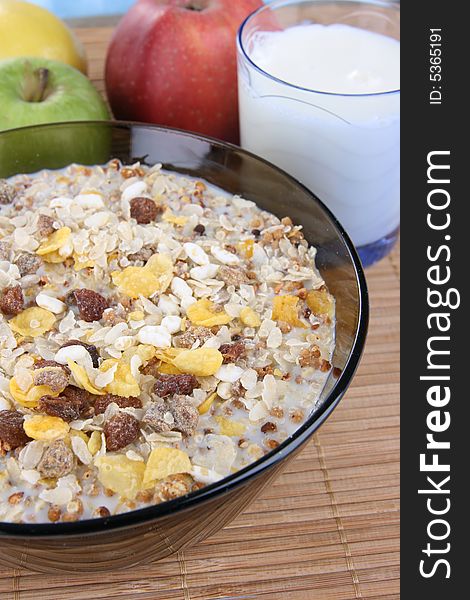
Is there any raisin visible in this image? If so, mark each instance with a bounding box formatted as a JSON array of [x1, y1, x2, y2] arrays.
[[130, 197, 160, 224], [37, 385, 94, 422], [37, 214, 55, 237], [0, 180, 15, 205], [37, 395, 82, 422], [70, 289, 108, 322], [15, 252, 42, 276], [0, 285, 24, 316], [94, 394, 142, 415], [0, 410, 31, 451], [193, 224, 205, 235], [33, 367, 69, 392], [60, 340, 100, 368], [104, 412, 140, 451], [37, 440, 74, 478], [251, 229, 261, 237], [153, 374, 199, 398], [219, 341, 246, 364]]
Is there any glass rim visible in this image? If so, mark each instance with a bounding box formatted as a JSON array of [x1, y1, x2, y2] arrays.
[[237, 0, 400, 98]]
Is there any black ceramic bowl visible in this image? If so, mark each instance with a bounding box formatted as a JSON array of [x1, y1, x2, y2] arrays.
[[0, 122, 368, 573]]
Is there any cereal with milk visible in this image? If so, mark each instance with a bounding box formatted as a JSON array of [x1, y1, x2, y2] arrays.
[[0, 161, 334, 523]]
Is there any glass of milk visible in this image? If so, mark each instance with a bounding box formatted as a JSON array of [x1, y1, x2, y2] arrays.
[[237, 0, 400, 266]]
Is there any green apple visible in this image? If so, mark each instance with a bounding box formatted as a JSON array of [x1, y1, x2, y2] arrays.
[[0, 56, 111, 177]]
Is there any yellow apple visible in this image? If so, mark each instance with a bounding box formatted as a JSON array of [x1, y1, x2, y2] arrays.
[[0, 0, 87, 73]]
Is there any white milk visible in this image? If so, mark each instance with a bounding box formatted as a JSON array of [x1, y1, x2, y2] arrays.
[[238, 23, 400, 247]]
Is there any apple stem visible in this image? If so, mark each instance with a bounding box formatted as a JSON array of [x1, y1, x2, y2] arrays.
[[185, 1, 206, 10], [22, 64, 51, 103]]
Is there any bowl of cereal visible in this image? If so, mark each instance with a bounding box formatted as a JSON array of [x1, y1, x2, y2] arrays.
[[0, 121, 368, 573]]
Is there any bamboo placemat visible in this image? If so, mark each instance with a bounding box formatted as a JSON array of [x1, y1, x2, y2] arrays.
[[0, 28, 400, 600]]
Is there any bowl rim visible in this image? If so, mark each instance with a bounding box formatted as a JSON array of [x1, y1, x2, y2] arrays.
[[0, 120, 369, 537]]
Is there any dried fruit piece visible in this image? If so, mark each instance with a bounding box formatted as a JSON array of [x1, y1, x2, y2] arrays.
[[95, 455, 145, 500], [0, 179, 15, 204], [36, 226, 71, 255], [38, 386, 92, 422], [219, 341, 246, 364], [272, 295, 307, 328], [15, 253, 42, 276], [104, 412, 140, 451], [143, 447, 192, 488], [0, 285, 24, 316], [0, 410, 31, 451], [153, 373, 199, 398], [172, 348, 223, 377], [70, 289, 108, 322], [9, 307, 56, 337], [239, 307, 261, 328], [130, 197, 160, 224], [37, 440, 74, 478], [215, 416, 247, 437], [68, 360, 105, 396], [60, 340, 100, 368], [37, 214, 56, 238], [111, 253, 173, 298], [23, 415, 70, 441], [33, 367, 68, 393], [94, 394, 142, 415], [306, 288, 335, 319], [186, 298, 232, 327]]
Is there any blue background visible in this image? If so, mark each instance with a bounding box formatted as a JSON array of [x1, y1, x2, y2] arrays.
[[30, 1, 272, 20]]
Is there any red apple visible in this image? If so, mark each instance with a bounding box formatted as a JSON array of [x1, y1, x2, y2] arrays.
[[105, 0, 262, 144]]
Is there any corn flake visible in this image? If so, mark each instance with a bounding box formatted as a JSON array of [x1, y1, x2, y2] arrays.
[[9, 307, 56, 337], [143, 447, 192, 487], [73, 252, 95, 271], [272, 295, 306, 328], [101, 359, 140, 397], [68, 360, 105, 395], [36, 227, 71, 256], [42, 250, 68, 264], [186, 298, 232, 327], [172, 348, 223, 377], [239, 307, 261, 328], [95, 455, 145, 500], [215, 416, 247, 437], [111, 253, 173, 299], [24, 415, 70, 441]]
